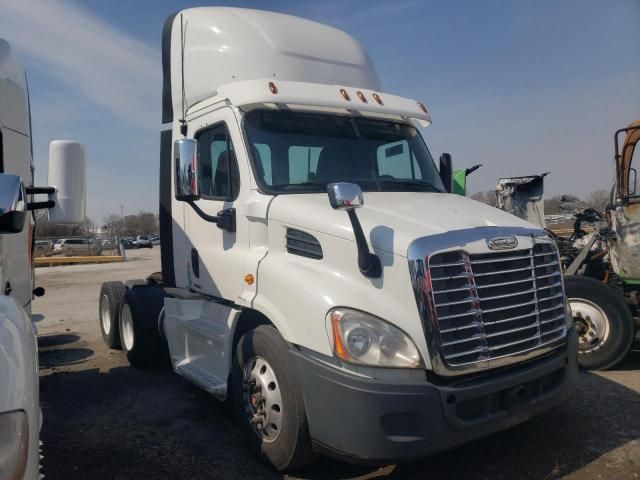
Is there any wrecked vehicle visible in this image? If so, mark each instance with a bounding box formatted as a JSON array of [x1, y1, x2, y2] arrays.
[[496, 120, 640, 370]]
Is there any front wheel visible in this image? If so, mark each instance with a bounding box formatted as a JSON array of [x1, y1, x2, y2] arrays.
[[232, 325, 314, 471], [565, 275, 634, 370]]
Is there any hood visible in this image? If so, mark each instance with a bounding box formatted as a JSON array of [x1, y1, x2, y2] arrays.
[[268, 192, 537, 257]]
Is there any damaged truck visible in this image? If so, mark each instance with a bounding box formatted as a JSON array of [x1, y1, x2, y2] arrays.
[[496, 120, 640, 370]]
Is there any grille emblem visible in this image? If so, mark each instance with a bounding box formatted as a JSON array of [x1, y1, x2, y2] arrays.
[[487, 236, 518, 250]]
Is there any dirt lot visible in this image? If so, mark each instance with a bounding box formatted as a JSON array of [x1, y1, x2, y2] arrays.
[[33, 248, 640, 480]]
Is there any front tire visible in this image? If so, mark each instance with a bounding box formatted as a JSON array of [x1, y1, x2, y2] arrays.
[[565, 275, 634, 370], [232, 325, 314, 471], [98, 281, 126, 348]]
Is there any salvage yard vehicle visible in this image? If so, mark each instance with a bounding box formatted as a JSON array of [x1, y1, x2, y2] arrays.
[[495, 121, 640, 370], [555, 120, 640, 370], [0, 38, 85, 480], [98, 7, 577, 471]]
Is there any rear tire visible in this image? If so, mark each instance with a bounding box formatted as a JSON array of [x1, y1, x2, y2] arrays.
[[98, 281, 126, 348], [119, 285, 166, 368], [565, 275, 634, 370], [232, 325, 314, 471]]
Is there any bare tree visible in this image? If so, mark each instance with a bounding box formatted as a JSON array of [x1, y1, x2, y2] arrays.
[[584, 189, 610, 212], [103, 211, 159, 237]]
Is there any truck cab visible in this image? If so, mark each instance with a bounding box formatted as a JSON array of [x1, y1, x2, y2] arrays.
[[0, 38, 85, 480], [100, 8, 578, 470]]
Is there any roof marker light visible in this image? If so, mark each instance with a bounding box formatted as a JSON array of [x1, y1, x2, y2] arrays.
[[268, 82, 278, 94], [356, 91, 367, 103], [418, 102, 428, 113], [340, 88, 350, 101], [372, 93, 383, 105]]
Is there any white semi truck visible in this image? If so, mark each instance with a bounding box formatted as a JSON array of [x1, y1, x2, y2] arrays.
[[98, 7, 578, 470], [0, 39, 85, 480]]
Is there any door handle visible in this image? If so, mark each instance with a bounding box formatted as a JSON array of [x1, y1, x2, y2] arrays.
[[216, 208, 236, 233], [186, 202, 236, 233]]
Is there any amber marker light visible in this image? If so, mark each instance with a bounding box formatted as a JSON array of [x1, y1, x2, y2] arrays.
[[356, 91, 367, 103], [340, 88, 350, 101], [268, 81, 278, 94], [331, 311, 349, 361], [372, 93, 383, 105], [244, 274, 255, 285]]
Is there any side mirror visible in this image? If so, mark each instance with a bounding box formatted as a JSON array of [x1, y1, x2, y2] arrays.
[[439, 153, 453, 193], [327, 182, 364, 210], [47, 140, 86, 224], [0, 174, 26, 233], [327, 182, 381, 278], [174, 138, 200, 201]]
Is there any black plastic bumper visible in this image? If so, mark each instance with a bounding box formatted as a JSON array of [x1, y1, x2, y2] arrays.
[[291, 328, 578, 464]]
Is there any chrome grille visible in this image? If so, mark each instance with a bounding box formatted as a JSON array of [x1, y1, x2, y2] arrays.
[[428, 243, 566, 367]]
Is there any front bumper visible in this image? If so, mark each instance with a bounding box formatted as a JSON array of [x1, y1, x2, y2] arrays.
[[291, 327, 578, 464]]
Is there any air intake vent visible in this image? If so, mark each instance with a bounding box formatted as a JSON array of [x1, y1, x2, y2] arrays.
[[286, 229, 323, 259]]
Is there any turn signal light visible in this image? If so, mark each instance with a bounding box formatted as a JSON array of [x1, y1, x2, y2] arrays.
[[244, 274, 254, 285]]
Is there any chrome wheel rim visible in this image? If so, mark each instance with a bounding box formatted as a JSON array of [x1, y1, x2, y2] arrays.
[[100, 294, 111, 336], [570, 298, 610, 354], [242, 356, 283, 443], [121, 304, 135, 351]]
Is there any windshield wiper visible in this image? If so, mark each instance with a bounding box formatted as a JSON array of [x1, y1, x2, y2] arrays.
[[376, 179, 442, 192]]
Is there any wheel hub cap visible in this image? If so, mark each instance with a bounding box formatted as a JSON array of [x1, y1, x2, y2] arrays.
[[569, 298, 610, 354], [242, 356, 283, 443], [100, 294, 111, 335]]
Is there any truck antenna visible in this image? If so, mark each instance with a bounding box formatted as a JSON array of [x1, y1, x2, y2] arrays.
[[179, 13, 187, 137]]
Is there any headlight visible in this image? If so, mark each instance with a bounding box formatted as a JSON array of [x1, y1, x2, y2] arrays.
[[0, 410, 29, 480], [329, 308, 423, 368]]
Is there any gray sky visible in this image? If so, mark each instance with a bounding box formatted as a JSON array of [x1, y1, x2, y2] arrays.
[[1, 0, 638, 223]]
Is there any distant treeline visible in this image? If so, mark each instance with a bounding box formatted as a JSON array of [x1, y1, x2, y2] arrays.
[[471, 189, 610, 214]]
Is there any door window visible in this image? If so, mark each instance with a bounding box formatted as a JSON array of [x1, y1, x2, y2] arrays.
[[196, 123, 240, 200], [628, 144, 639, 199]]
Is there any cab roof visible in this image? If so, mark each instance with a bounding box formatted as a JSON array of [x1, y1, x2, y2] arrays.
[[163, 8, 430, 127]]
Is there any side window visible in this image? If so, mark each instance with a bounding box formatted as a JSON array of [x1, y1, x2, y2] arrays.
[[629, 144, 639, 198], [196, 123, 240, 200], [288, 146, 322, 184], [376, 140, 421, 180]]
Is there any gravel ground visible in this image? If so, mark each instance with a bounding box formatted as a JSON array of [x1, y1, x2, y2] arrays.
[[33, 248, 640, 479]]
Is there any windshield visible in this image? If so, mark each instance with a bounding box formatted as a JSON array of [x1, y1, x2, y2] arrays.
[[244, 110, 445, 194]]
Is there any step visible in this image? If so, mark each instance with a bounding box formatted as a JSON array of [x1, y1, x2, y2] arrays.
[[175, 361, 227, 399]]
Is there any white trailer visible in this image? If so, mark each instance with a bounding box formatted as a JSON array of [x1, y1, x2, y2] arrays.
[[99, 7, 578, 470], [0, 39, 85, 480]]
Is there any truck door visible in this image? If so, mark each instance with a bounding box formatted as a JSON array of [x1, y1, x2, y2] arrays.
[[184, 108, 249, 301], [611, 121, 640, 279]]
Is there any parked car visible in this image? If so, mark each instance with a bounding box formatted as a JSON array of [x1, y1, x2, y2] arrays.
[[53, 238, 101, 256], [151, 236, 161, 245], [33, 240, 53, 257], [135, 235, 153, 249], [121, 239, 135, 249]]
